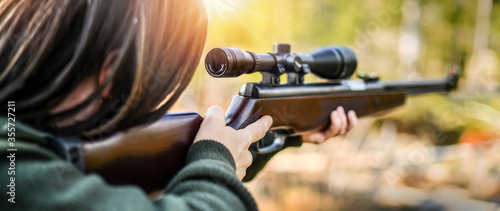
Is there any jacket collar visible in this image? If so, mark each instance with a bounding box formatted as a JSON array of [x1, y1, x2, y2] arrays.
[[0, 117, 55, 145]]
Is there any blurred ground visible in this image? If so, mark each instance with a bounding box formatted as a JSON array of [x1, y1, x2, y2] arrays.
[[170, 0, 500, 210], [246, 116, 500, 210]]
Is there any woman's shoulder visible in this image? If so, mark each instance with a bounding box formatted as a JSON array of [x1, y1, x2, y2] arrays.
[[0, 117, 63, 161]]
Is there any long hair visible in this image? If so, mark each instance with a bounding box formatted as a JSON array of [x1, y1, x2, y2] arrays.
[[0, 0, 208, 138]]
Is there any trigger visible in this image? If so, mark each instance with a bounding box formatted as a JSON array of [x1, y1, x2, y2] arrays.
[[250, 130, 289, 154]]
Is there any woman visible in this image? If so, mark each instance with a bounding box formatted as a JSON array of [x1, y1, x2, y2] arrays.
[[0, 0, 357, 210]]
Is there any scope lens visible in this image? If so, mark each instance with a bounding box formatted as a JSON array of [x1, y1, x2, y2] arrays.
[[206, 49, 229, 76], [308, 46, 357, 79]]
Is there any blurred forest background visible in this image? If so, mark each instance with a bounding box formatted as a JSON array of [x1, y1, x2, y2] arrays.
[[171, 0, 500, 210]]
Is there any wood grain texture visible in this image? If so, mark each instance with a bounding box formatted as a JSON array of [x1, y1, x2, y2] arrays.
[[226, 92, 406, 133], [84, 112, 203, 193]]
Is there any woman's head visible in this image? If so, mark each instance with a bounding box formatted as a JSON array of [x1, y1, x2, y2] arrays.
[[0, 0, 208, 138]]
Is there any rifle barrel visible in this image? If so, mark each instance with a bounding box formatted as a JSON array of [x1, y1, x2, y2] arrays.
[[241, 76, 456, 99], [383, 79, 452, 95]]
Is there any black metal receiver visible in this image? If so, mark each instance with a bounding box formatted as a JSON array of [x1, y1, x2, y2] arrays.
[[205, 43, 459, 154]]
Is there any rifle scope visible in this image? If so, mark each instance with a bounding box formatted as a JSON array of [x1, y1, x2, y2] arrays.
[[205, 44, 357, 80]]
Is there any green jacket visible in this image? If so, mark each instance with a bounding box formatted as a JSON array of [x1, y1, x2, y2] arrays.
[[0, 118, 257, 210]]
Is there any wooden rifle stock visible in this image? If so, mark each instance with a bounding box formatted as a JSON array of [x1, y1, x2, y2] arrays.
[[84, 113, 202, 193], [83, 91, 405, 193]]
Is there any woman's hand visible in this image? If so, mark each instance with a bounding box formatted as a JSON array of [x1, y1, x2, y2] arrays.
[[301, 106, 358, 144], [194, 106, 273, 180]]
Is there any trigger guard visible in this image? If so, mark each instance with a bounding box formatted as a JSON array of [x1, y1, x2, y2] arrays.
[[250, 130, 288, 154]]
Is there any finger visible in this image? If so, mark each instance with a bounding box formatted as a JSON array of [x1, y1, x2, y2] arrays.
[[236, 169, 246, 181], [329, 110, 342, 136], [309, 133, 327, 144], [242, 115, 273, 143], [337, 107, 348, 135], [202, 105, 226, 127], [347, 110, 358, 131], [239, 150, 253, 168]]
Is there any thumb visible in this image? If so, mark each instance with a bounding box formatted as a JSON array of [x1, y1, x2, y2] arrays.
[[242, 115, 273, 143], [202, 105, 226, 127]]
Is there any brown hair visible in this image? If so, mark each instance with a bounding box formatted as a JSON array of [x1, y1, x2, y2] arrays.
[[0, 0, 208, 138]]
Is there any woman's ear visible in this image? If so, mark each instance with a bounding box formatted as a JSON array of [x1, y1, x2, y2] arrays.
[[98, 50, 120, 98]]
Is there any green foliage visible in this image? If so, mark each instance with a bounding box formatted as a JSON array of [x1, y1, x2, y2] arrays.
[[193, 0, 500, 140]]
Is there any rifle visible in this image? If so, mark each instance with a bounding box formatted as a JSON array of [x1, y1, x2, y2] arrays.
[[65, 43, 459, 194]]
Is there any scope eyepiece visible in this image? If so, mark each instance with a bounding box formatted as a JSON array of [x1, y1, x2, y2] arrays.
[[205, 48, 229, 77], [205, 44, 357, 82], [205, 48, 256, 78]]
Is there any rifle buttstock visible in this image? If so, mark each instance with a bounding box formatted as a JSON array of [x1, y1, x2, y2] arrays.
[[84, 112, 202, 193]]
